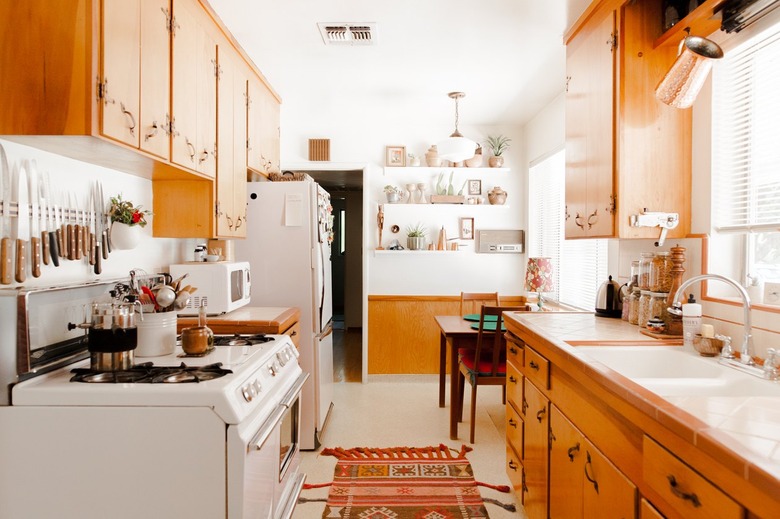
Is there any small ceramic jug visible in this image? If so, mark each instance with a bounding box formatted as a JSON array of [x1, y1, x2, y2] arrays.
[[488, 186, 507, 205]]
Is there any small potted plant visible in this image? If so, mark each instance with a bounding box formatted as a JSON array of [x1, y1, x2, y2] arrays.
[[384, 185, 405, 203], [406, 222, 427, 250], [486, 135, 511, 167], [108, 194, 151, 249], [407, 153, 421, 167]]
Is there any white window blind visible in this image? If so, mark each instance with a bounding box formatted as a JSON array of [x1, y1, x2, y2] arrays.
[[528, 150, 607, 310], [712, 24, 780, 233]]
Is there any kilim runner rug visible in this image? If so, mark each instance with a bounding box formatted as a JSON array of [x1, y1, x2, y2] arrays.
[[299, 444, 516, 518]]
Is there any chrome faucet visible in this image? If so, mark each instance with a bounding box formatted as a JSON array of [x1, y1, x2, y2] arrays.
[[668, 274, 754, 366]]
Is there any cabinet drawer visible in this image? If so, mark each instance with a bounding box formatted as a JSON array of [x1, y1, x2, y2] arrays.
[[643, 436, 742, 519], [506, 445, 524, 500], [524, 346, 550, 390], [505, 330, 524, 368], [640, 498, 665, 519], [506, 362, 523, 412], [283, 321, 301, 348], [506, 402, 524, 458]]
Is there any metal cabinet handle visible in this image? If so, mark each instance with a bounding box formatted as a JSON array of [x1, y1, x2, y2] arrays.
[[508, 375, 518, 384], [587, 209, 598, 229], [120, 103, 136, 136], [226, 214, 234, 230], [509, 345, 519, 355], [186, 139, 196, 162], [144, 120, 158, 141], [667, 475, 701, 507], [199, 149, 209, 164], [568, 443, 580, 462], [529, 360, 539, 371], [584, 451, 599, 494], [508, 418, 518, 429], [574, 212, 585, 229], [508, 459, 519, 471], [536, 407, 546, 423]]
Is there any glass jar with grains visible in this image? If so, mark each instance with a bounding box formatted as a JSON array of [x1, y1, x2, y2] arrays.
[[638, 252, 654, 290], [650, 252, 672, 292], [628, 287, 641, 325], [649, 292, 670, 325], [638, 290, 652, 328]]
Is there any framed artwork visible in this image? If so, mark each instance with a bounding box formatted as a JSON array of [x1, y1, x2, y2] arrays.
[[460, 217, 474, 240], [386, 146, 406, 167], [468, 179, 482, 195]]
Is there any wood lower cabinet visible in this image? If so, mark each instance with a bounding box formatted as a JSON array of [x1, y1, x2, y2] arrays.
[[640, 498, 665, 519], [523, 378, 549, 519], [582, 438, 636, 518]]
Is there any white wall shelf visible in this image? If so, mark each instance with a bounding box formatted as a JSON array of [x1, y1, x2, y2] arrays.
[[383, 166, 510, 175], [373, 250, 463, 256]]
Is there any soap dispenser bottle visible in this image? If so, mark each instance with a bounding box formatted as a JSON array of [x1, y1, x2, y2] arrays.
[[682, 294, 702, 352]]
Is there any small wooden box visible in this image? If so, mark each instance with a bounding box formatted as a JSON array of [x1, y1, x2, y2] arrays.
[[429, 195, 465, 204], [308, 139, 330, 161]]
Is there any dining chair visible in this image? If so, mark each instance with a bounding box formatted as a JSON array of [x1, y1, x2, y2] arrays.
[[459, 292, 500, 316], [456, 304, 525, 443]]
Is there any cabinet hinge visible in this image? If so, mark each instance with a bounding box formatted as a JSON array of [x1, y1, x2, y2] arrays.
[[608, 32, 618, 52], [97, 78, 114, 105], [245, 92, 251, 109], [215, 201, 222, 219], [608, 194, 616, 215], [246, 137, 251, 152], [169, 14, 180, 37], [565, 75, 571, 93]]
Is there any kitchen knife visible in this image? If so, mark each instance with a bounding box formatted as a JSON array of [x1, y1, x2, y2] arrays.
[[98, 182, 109, 258], [67, 192, 76, 261], [81, 192, 89, 257], [56, 192, 66, 260], [13, 162, 29, 283], [36, 166, 49, 267], [0, 143, 11, 284], [28, 161, 41, 277], [42, 172, 59, 266], [92, 184, 101, 274]]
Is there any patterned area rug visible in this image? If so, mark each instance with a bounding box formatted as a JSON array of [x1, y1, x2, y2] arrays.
[[299, 444, 515, 518]]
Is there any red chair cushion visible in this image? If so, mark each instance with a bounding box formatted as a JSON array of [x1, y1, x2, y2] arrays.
[[460, 351, 506, 376]]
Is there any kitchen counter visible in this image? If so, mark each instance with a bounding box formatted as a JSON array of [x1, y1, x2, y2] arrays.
[[504, 312, 780, 517], [177, 306, 300, 335]]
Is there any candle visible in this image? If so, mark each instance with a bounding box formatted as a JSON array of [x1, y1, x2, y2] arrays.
[[700, 324, 714, 338]]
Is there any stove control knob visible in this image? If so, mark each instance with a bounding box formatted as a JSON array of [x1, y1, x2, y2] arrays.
[[253, 380, 262, 394], [242, 386, 253, 402], [276, 352, 287, 367], [249, 383, 258, 398], [268, 364, 277, 377]]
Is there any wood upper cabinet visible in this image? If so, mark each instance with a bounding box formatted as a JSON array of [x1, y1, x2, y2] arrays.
[[171, 0, 217, 178], [247, 76, 281, 175], [101, 0, 170, 158], [565, 0, 691, 240]]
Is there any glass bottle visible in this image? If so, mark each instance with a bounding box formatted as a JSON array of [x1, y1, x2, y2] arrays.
[[650, 252, 672, 292], [628, 287, 641, 325], [638, 252, 654, 290]]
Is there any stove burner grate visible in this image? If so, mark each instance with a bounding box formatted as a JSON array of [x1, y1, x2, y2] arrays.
[[70, 362, 232, 384], [212, 334, 273, 347]]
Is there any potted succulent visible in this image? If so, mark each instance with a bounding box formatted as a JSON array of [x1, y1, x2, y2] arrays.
[[486, 135, 511, 167], [108, 194, 151, 249], [406, 222, 427, 250], [384, 185, 405, 203]]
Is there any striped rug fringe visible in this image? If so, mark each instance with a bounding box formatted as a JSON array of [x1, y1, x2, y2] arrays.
[[319, 443, 472, 460]]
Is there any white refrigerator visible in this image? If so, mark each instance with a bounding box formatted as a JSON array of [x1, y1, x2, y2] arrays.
[[235, 180, 334, 450]]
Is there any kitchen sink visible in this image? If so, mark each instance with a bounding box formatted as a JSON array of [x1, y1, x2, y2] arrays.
[[576, 346, 780, 397]]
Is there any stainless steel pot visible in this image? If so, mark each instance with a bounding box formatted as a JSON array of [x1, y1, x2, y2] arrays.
[[595, 275, 623, 318]]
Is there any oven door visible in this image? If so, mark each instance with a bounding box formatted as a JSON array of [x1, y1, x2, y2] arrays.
[[227, 371, 308, 519]]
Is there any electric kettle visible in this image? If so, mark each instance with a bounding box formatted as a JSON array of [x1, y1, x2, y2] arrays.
[[595, 275, 623, 318]]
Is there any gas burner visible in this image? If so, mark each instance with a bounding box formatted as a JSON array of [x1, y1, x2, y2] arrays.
[[212, 334, 273, 347], [176, 346, 215, 358], [70, 363, 232, 384]]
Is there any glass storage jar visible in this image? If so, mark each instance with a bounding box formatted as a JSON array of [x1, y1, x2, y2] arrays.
[[621, 288, 634, 321], [650, 252, 673, 292], [628, 288, 641, 325], [649, 291, 670, 325], [638, 290, 652, 328], [638, 252, 654, 290]]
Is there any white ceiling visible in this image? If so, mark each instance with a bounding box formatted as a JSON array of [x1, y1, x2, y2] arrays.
[[208, 0, 570, 129]]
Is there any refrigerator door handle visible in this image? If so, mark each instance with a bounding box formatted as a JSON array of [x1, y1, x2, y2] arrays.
[[319, 319, 333, 340]]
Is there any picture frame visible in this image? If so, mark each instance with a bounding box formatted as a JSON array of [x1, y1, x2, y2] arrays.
[[386, 146, 406, 167], [467, 179, 482, 195], [460, 217, 475, 240]]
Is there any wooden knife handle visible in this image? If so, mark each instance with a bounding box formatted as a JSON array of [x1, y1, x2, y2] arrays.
[[82, 226, 89, 256], [58, 225, 66, 259], [15, 239, 26, 283], [88, 233, 96, 266], [0, 237, 12, 284], [94, 240, 102, 275], [41, 231, 50, 266], [66, 224, 74, 260], [48, 231, 60, 267], [31, 236, 41, 278], [74, 224, 82, 260], [102, 231, 108, 260]]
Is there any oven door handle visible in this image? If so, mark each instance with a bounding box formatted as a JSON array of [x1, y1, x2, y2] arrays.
[[249, 372, 309, 451]]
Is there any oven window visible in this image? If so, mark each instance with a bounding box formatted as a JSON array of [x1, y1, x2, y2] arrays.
[[279, 397, 299, 481]]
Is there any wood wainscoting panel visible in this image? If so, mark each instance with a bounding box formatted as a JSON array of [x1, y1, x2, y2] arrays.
[[367, 295, 526, 374]]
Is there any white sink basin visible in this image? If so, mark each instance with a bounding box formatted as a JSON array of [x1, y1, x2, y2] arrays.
[[576, 346, 780, 397]]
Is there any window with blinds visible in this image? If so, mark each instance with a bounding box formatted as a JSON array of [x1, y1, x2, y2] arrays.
[[528, 149, 607, 310], [712, 16, 780, 286]]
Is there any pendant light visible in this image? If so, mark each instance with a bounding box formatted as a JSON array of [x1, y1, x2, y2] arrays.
[[436, 92, 477, 162]]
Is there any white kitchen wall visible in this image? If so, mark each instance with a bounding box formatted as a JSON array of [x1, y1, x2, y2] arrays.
[[0, 138, 188, 290]]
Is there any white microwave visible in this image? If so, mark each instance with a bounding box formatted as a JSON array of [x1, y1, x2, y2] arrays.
[[169, 262, 251, 315]]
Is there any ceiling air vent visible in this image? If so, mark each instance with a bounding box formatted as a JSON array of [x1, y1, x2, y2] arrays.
[[317, 23, 377, 45]]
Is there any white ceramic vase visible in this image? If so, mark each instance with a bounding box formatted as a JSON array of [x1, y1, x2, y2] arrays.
[[111, 222, 142, 250]]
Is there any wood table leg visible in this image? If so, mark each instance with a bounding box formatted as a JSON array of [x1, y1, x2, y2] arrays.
[[439, 332, 447, 408], [450, 336, 459, 440]]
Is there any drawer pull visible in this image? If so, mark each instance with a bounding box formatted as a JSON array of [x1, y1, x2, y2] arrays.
[[567, 443, 580, 462], [584, 451, 599, 494], [508, 375, 518, 384], [536, 407, 546, 423], [509, 345, 518, 355], [667, 475, 702, 508], [529, 360, 540, 371], [508, 459, 519, 471], [508, 418, 518, 428]]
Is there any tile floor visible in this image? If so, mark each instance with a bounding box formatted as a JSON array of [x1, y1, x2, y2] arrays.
[[294, 376, 525, 518]]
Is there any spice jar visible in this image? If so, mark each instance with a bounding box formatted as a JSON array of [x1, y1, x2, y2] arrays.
[[628, 288, 641, 325], [638, 252, 654, 290], [650, 252, 672, 292], [638, 290, 652, 328], [649, 292, 670, 325], [621, 288, 634, 321]]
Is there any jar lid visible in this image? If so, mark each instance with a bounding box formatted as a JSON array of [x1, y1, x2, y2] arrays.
[[640, 290, 652, 295], [650, 291, 669, 297], [655, 251, 670, 257]]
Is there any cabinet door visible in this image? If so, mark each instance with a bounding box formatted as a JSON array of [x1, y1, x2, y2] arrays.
[[550, 406, 584, 519], [640, 498, 665, 519], [171, 0, 216, 178], [101, 0, 141, 148], [215, 45, 247, 238], [523, 380, 549, 519], [565, 10, 615, 238], [583, 438, 637, 519], [248, 76, 280, 174], [139, 0, 171, 159]]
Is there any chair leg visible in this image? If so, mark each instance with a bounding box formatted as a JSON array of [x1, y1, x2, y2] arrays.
[[457, 372, 465, 422], [470, 382, 478, 444]]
